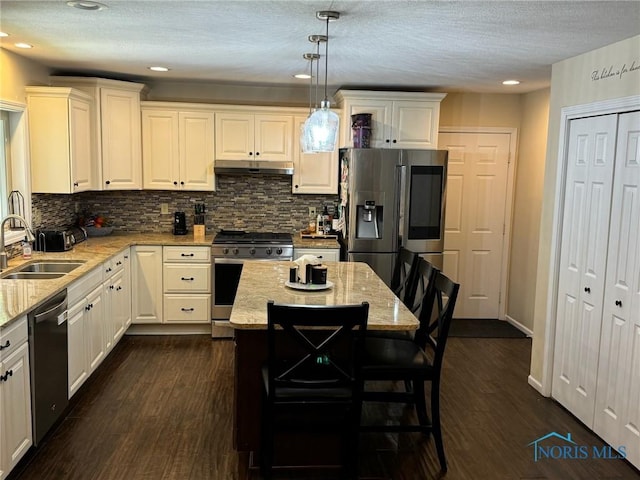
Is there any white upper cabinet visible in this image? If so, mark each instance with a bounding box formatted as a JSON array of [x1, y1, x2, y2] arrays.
[[215, 112, 292, 162], [26, 87, 95, 193], [335, 90, 446, 149], [141, 103, 215, 191], [292, 115, 338, 194], [50, 76, 147, 190]]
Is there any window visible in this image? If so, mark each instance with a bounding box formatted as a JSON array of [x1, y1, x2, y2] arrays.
[[0, 100, 32, 247]]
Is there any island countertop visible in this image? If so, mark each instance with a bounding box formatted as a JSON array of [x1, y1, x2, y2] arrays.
[[229, 261, 418, 331]]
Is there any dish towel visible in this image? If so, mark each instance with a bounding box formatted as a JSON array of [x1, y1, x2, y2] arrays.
[[294, 254, 321, 284]]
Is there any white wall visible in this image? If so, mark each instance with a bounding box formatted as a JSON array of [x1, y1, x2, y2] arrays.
[[530, 35, 640, 389], [0, 49, 50, 103]]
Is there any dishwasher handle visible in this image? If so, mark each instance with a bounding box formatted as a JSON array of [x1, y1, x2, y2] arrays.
[[33, 291, 68, 325]]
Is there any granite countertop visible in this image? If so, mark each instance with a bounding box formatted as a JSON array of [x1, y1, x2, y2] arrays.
[[229, 261, 418, 331], [0, 232, 340, 330], [0, 232, 213, 329]]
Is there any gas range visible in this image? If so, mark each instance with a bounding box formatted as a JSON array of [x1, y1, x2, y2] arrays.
[[211, 230, 294, 260]]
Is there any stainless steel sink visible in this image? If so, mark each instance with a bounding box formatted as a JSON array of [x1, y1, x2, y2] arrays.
[[2, 272, 66, 280], [17, 261, 86, 273], [0, 260, 86, 279]]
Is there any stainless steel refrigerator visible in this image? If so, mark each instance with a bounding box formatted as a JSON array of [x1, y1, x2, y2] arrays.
[[339, 148, 448, 287]]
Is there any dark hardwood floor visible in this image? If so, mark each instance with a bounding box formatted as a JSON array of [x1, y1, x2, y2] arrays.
[[10, 335, 639, 480]]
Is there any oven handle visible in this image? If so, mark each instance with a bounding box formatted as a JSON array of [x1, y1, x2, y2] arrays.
[[213, 258, 246, 265]]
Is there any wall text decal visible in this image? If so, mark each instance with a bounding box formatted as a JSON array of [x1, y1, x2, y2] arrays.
[[592, 60, 640, 81]]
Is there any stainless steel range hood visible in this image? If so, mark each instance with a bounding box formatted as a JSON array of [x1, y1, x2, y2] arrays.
[[214, 160, 293, 175]]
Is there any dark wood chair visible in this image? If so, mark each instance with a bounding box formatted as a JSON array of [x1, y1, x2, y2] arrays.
[[360, 269, 460, 473], [390, 247, 421, 309], [260, 300, 369, 479]]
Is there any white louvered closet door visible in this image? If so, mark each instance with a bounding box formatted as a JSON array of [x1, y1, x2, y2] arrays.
[[552, 114, 618, 428], [594, 110, 640, 467]]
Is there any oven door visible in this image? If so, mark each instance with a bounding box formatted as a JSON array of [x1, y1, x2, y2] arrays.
[[212, 257, 244, 337]]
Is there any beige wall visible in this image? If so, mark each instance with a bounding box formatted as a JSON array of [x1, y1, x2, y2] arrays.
[[530, 35, 640, 388], [146, 79, 310, 106], [440, 93, 522, 127], [508, 88, 549, 331], [440, 91, 550, 332], [0, 49, 50, 103]]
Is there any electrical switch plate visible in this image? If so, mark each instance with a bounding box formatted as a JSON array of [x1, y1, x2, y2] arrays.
[[160, 203, 169, 214], [308, 207, 316, 217]]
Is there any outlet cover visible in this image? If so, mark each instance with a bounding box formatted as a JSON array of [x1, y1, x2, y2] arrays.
[[308, 207, 316, 217], [160, 203, 169, 215]]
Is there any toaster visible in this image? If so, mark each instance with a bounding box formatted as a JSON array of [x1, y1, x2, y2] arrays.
[[33, 227, 87, 252]]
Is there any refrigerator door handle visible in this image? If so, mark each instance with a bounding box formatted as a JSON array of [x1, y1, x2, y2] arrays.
[[398, 164, 406, 248]]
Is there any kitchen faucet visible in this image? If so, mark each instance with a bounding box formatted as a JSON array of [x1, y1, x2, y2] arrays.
[[0, 214, 36, 270]]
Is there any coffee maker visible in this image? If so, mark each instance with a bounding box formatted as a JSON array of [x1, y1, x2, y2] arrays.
[[173, 211, 187, 235]]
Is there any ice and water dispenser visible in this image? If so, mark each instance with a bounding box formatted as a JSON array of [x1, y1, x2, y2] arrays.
[[355, 199, 383, 239]]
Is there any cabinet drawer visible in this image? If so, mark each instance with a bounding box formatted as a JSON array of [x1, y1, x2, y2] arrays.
[[163, 264, 211, 292], [163, 295, 211, 323], [0, 316, 28, 361], [163, 246, 210, 263], [294, 248, 340, 262]]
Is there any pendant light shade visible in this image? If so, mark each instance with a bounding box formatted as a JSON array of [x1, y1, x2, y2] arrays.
[[302, 10, 340, 153], [302, 100, 339, 152]]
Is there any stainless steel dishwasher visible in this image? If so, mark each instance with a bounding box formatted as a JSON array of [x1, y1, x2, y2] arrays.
[[28, 289, 69, 445]]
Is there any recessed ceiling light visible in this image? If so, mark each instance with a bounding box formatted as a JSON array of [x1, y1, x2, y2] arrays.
[[148, 66, 170, 72], [0, 32, 9, 38], [294, 74, 312, 79], [502, 79, 521, 86], [66, 1, 107, 11], [15, 43, 33, 49]]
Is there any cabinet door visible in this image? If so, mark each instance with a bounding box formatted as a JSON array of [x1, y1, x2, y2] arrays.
[[552, 114, 618, 427], [292, 116, 338, 194], [254, 115, 293, 161], [390, 100, 439, 149], [132, 246, 163, 324], [69, 97, 94, 192], [27, 92, 74, 193], [67, 301, 88, 398], [594, 110, 640, 466], [142, 109, 180, 189], [342, 100, 390, 148], [110, 269, 127, 344], [86, 285, 105, 373], [100, 87, 142, 189], [179, 111, 215, 191], [122, 249, 132, 328], [215, 113, 253, 161], [1, 342, 32, 473]]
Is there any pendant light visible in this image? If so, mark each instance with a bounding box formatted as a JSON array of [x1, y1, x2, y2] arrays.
[[300, 51, 320, 153], [301, 10, 340, 153]]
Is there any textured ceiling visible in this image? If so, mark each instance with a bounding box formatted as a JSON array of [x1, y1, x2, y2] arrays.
[[1, 0, 639, 94]]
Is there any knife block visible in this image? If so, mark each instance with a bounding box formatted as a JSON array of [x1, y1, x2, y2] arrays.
[[193, 224, 205, 241]]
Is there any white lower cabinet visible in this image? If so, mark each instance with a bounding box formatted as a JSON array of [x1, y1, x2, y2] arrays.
[[0, 317, 32, 479], [103, 248, 131, 349], [132, 246, 164, 324], [67, 248, 131, 399], [294, 247, 340, 263], [163, 246, 211, 324]]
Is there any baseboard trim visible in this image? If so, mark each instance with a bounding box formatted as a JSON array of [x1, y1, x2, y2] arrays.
[[528, 375, 548, 396], [505, 315, 533, 337], [126, 324, 211, 335]]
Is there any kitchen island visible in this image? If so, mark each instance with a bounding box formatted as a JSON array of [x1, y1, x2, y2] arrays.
[[229, 260, 418, 455]]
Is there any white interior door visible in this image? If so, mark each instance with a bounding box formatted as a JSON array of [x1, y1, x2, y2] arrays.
[[439, 131, 511, 319], [551, 114, 618, 427], [593, 110, 640, 464]]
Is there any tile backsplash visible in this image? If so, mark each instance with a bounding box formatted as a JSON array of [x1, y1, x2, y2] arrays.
[[32, 174, 337, 235]]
